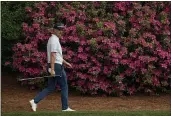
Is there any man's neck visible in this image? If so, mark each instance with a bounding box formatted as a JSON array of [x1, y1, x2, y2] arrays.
[[52, 33, 58, 37]]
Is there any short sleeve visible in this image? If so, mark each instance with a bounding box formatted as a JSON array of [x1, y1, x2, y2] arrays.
[[50, 44, 58, 53]]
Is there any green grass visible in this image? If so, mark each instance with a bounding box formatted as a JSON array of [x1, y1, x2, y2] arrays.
[[2, 111, 170, 116]]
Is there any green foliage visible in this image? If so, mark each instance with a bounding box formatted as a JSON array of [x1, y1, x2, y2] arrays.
[[76, 24, 85, 36], [1, 1, 35, 69], [90, 38, 98, 53], [1, 1, 34, 41], [97, 22, 103, 29]]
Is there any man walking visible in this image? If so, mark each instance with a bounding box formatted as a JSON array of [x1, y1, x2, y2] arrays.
[[29, 23, 75, 112]]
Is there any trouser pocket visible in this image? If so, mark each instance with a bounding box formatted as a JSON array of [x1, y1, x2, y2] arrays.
[[47, 63, 62, 77]]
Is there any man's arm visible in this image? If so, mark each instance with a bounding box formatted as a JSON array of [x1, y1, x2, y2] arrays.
[[63, 59, 68, 65], [50, 52, 56, 75], [63, 59, 72, 68]]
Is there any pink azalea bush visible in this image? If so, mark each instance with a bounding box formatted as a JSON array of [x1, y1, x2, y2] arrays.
[[11, 2, 171, 96]]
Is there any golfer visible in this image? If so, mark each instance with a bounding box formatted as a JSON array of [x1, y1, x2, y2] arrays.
[[29, 23, 75, 112]]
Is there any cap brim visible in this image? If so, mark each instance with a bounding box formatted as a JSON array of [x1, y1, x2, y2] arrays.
[[57, 26, 65, 28]]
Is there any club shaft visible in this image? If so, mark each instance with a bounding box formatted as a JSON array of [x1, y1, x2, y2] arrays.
[[17, 75, 61, 81]]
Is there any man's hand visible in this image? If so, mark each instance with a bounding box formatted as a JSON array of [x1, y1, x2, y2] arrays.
[[66, 62, 72, 68], [50, 69, 55, 76], [63, 59, 72, 68]]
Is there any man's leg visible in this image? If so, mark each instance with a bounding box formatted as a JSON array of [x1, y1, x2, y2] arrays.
[[34, 77, 57, 103], [57, 67, 69, 110]]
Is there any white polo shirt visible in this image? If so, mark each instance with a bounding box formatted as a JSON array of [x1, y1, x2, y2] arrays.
[[47, 34, 63, 65]]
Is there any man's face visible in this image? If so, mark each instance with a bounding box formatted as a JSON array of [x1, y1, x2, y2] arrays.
[[59, 30, 64, 36], [54, 29, 64, 39]]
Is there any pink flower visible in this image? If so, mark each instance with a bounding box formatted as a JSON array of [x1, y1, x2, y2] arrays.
[[128, 87, 136, 95], [119, 83, 125, 91], [25, 44, 32, 50], [19, 66, 25, 72], [97, 30, 103, 36], [152, 76, 160, 86], [77, 53, 88, 61], [93, 2, 100, 7], [5, 61, 11, 66], [119, 73, 125, 78], [159, 51, 168, 59], [93, 18, 99, 22], [31, 58, 36, 63], [80, 40, 86, 45], [112, 59, 119, 64], [125, 69, 132, 76], [161, 63, 167, 69], [104, 22, 116, 30], [39, 12, 44, 16], [113, 13, 119, 18], [118, 20, 126, 27], [80, 4, 86, 9], [130, 52, 137, 58], [121, 59, 129, 65], [41, 2, 48, 6], [103, 66, 109, 74], [129, 16, 136, 23], [78, 47, 83, 53], [115, 2, 126, 11], [67, 50, 74, 56], [141, 68, 147, 74], [88, 66, 101, 75], [28, 27, 34, 32], [50, 2, 56, 7], [22, 23, 28, 31], [25, 7, 32, 12], [136, 11, 143, 17], [129, 28, 137, 36], [152, 70, 161, 76], [129, 63, 135, 69], [164, 7, 170, 13]]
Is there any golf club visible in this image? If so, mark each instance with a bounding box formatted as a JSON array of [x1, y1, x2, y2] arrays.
[[17, 75, 61, 81]]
